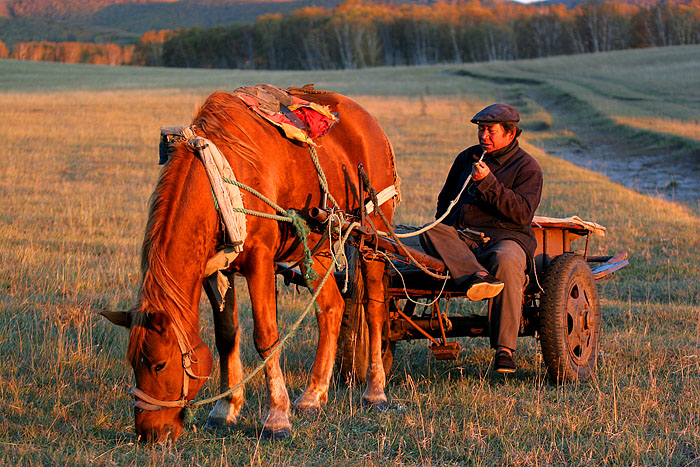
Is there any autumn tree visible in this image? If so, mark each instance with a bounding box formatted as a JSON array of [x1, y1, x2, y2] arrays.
[[278, 7, 333, 70], [330, 0, 382, 69], [573, 1, 635, 53], [632, 0, 700, 47], [132, 30, 173, 66], [254, 13, 284, 69], [515, 5, 572, 58]]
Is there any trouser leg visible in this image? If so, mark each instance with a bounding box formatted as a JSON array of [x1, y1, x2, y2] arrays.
[[420, 223, 487, 285], [475, 240, 527, 351]]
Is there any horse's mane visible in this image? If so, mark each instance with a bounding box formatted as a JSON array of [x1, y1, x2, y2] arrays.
[[127, 92, 266, 363], [192, 91, 261, 169], [127, 148, 196, 364]]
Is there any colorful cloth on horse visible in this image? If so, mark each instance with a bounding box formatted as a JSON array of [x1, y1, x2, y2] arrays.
[[233, 84, 338, 145]]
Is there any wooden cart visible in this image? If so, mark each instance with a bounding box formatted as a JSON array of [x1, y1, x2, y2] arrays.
[[333, 216, 629, 383]]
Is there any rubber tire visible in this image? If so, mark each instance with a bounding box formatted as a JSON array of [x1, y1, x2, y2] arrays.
[[539, 253, 600, 383], [336, 248, 395, 384]]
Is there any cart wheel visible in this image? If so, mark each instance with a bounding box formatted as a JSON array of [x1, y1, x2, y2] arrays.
[[336, 248, 395, 384], [539, 253, 600, 383]]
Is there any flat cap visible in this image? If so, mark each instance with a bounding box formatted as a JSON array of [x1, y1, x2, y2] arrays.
[[471, 103, 520, 124]]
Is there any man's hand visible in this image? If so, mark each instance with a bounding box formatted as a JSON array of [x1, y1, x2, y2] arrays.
[[472, 160, 490, 181]]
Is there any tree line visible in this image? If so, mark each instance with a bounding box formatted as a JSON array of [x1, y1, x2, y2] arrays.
[[2, 0, 699, 69], [0, 39, 135, 65]]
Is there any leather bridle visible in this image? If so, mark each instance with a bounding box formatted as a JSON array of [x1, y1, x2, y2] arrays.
[[131, 335, 211, 412]]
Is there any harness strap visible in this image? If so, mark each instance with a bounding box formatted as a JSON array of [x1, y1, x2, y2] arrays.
[[131, 387, 188, 411], [131, 340, 209, 412]]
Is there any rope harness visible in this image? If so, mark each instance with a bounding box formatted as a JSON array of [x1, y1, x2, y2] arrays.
[[394, 151, 484, 239]]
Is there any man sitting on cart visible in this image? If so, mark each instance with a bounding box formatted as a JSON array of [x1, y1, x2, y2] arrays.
[[419, 103, 543, 373]]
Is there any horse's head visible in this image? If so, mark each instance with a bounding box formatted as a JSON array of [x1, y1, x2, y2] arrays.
[[101, 310, 212, 443]]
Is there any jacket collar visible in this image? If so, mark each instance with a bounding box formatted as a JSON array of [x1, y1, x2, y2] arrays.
[[484, 138, 519, 165]]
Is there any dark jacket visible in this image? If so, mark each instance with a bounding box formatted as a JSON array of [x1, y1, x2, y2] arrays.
[[436, 139, 543, 256]]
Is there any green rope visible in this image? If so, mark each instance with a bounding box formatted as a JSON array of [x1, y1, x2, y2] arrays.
[[220, 178, 319, 304], [231, 207, 292, 223], [222, 177, 287, 215], [211, 188, 220, 212], [286, 209, 319, 287]]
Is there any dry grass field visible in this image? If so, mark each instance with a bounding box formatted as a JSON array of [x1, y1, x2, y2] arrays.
[[1, 46, 699, 465]]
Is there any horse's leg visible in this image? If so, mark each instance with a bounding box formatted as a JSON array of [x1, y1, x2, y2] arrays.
[[247, 260, 292, 440], [361, 258, 389, 410], [204, 278, 245, 428], [294, 254, 344, 414]]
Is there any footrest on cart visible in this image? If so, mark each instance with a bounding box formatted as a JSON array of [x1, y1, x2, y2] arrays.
[[431, 341, 462, 360]]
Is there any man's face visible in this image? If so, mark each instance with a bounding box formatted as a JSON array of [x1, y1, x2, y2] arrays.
[[478, 123, 514, 153]]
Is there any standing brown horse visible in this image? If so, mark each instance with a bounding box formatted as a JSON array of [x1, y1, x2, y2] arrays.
[[102, 87, 398, 442]]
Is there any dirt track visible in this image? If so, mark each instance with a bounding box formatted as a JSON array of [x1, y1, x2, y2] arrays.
[[528, 87, 700, 209]]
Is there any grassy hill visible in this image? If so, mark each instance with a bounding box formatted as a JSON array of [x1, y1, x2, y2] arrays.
[[0, 46, 698, 464]]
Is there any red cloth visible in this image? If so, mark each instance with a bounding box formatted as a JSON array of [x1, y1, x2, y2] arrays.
[[235, 86, 337, 143], [292, 106, 335, 139]]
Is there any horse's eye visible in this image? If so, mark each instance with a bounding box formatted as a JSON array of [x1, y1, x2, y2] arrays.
[[154, 363, 166, 373]]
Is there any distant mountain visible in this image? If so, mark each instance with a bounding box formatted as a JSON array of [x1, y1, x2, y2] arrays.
[[3, 0, 333, 23], [86, 1, 315, 33], [0, 1, 12, 18], [5, 0, 183, 19], [0, 0, 336, 44], [0, 17, 140, 45]]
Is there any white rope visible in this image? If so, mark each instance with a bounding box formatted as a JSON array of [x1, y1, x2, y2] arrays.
[[383, 252, 450, 307], [395, 151, 485, 238]]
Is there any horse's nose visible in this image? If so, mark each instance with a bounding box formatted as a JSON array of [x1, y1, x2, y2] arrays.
[[138, 425, 178, 443]]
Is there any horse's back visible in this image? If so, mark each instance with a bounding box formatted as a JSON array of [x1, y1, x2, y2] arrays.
[[299, 91, 398, 191], [195, 87, 398, 216]]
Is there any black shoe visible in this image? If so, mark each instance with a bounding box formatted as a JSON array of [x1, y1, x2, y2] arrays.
[[494, 350, 516, 374], [465, 273, 504, 301]]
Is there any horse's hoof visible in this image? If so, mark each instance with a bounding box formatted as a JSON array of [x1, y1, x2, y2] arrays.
[[294, 405, 321, 418], [261, 427, 291, 442], [362, 399, 389, 413], [204, 418, 229, 431]]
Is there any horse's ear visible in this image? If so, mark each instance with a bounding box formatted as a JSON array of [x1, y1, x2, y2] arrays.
[[100, 310, 131, 328], [146, 312, 170, 334]]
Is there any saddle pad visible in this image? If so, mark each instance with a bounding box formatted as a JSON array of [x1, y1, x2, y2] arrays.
[[234, 84, 338, 145]]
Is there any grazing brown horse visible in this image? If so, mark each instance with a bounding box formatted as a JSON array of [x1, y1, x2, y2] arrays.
[[102, 88, 398, 442]]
